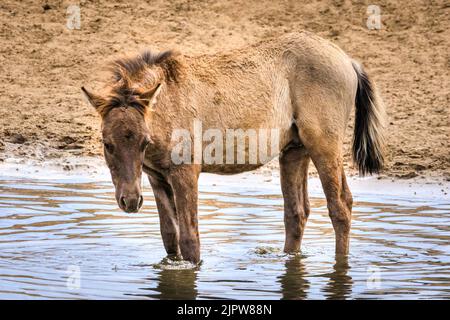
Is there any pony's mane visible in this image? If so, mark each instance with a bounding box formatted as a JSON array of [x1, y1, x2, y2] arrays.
[[110, 50, 178, 82], [99, 49, 180, 116]]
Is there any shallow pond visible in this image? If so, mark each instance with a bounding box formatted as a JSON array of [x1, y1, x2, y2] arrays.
[[0, 176, 449, 299]]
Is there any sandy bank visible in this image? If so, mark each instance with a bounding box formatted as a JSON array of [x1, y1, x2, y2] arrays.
[[0, 0, 448, 179]]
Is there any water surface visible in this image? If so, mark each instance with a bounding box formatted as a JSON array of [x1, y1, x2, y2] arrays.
[[0, 178, 449, 299]]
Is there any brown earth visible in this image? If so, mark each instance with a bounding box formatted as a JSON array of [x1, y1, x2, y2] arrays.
[[0, 0, 449, 179]]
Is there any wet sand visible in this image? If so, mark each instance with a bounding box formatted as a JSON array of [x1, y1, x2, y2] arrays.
[[0, 155, 448, 201]]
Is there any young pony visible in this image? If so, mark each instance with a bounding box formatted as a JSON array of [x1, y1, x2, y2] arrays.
[[82, 32, 385, 263]]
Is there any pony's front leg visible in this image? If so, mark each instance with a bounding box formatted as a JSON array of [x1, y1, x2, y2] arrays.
[[168, 164, 201, 264], [148, 173, 180, 258]]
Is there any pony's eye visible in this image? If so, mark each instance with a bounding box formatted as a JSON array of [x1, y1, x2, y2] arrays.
[[104, 142, 114, 153], [140, 138, 150, 152]]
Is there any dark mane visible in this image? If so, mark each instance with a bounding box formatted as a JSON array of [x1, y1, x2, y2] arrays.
[[110, 50, 176, 82], [99, 49, 181, 116]]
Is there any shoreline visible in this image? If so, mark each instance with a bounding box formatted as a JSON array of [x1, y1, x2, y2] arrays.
[[0, 156, 448, 203], [1, 0, 449, 194]]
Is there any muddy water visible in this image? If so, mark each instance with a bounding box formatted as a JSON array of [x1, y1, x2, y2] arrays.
[[0, 178, 449, 299]]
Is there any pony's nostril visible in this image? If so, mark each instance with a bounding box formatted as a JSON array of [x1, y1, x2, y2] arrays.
[[138, 195, 143, 209], [120, 196, 127, 208]]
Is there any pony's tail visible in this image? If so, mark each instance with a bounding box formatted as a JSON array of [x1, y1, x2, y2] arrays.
[[351, 60, 386, 176]]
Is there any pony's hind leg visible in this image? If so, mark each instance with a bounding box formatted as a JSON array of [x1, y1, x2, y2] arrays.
[[318, 154, 352, 255], [302, 138, 353, 255], [289, 62, 356, 255], [279, 145, 311, 253]]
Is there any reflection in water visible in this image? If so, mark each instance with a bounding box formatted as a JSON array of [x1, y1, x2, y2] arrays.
[[279, 255, 353, 300], [153, 267, 198, 300], [0, 178, 449, 299], [278, 255, 310, 300], [323, 256, 352, 300]]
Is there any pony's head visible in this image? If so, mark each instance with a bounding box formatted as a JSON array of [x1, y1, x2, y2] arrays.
[[82, 50, 180, 213]]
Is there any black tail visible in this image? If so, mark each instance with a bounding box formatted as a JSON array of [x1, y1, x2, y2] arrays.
[[352, 61, 386, 176]]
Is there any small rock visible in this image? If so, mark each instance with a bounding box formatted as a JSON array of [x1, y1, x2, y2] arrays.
[[60, 136, 77, 145], [9, 133, 26, 144], [329, 29, 340, 37], [399, 171, 418, 179], [413, 164, 426, 171], [58, 143, 84, 150]]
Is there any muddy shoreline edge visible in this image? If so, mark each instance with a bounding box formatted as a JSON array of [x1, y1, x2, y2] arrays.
[[0, 156, 448, 202]]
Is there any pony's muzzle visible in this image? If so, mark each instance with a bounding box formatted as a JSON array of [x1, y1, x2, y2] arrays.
[[119, 194, 143, 213]]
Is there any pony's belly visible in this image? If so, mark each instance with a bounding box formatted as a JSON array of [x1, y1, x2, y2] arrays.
[[201, 163, 264, 174]]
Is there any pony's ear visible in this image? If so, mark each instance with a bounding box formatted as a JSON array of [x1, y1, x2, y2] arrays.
[[140, 83, 162, 109], [81, 87, 105, 111]]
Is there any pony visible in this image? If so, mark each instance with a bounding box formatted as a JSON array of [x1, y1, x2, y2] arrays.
[[82, 32, 385, 263]]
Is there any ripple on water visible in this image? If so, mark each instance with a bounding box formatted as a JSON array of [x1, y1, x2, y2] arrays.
[[0, 178, 449, 299]]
